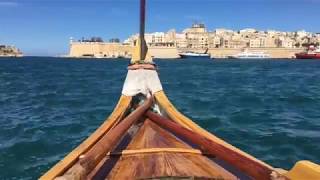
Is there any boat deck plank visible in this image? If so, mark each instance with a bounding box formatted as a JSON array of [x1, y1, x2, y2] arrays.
[[106, 152, 237, 180], [126, 119, 192, 150], [102, 120, 237, 180]]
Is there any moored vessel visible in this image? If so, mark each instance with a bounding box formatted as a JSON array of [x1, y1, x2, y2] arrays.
[[179, 48, 210, 58], [229, 49, 271, 59], [40, 1, 320, 180], [295, 46, 320, 59]]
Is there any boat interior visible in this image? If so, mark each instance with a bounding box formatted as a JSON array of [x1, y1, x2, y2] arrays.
[[40, 0, 320, 179], [43, 93, 271, 180]]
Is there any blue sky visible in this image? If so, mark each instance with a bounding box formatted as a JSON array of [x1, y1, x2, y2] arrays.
[[0, 0, 319, 56]]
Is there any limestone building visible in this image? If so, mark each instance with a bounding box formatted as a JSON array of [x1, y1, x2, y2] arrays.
[[0, 45, 23, 57], [69, 24, 320, 59], [184, 23, 209, 49]]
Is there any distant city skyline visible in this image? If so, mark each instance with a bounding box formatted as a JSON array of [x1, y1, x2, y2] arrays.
[[0, 0, 319, 56]]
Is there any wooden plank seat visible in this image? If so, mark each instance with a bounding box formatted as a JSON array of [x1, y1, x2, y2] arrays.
[[107, 148, 203, 156], [85, 119, 237, 180]]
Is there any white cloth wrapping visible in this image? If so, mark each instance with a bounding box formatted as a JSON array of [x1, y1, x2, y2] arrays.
[[121, 70, 163, 96]]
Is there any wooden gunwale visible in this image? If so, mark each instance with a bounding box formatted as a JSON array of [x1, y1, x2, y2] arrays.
[[41, 87, 278, 180], [79, 97, 153, 175], [39, 95, 132, 180], [154, 90, 274, 170], [146, 110, 273, 180]]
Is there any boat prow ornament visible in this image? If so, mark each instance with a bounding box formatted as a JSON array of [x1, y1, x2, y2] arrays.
[[124, 25, 161, 97]]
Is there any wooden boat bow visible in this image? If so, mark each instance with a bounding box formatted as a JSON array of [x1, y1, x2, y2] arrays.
[[79, 97, 153, 175], [40, 0, 320, 179]]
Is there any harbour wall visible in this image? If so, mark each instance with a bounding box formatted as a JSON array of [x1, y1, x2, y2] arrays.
[[149, 47, 180, 59], [208, 48, 304, 59], [69, 42, 180, 59], [69, 42, 304, 59]]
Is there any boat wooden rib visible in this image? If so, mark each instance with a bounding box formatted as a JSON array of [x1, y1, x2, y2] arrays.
[[40, 0, 320, 179]]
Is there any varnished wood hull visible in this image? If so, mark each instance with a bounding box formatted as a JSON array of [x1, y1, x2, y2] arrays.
[[40, 0, 320, 178], [40, 91, 269, 180], [40, 83, 320, 180]]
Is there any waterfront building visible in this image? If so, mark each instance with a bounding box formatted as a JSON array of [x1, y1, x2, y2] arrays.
[[214, 28, 234, 36], [165, 29, 177, 44], [239, 28, 257, 37], [209, 35, 222, 48], [125, 31, 176, 47], [296, 30, 309, 38], [240, 28, 257, 34], [266, 30, 278, 37], [69, 23, 320, 59], [123, 24, 319, 51], [249, 38, 265, 48], [228, 39, 245, 48], [184, 23, 209, 49], [279, 37, 295, 48], [0, 44, 23, 57], [316, 34, 320, 44], [149, 32, 165, 44], [219, 35, 246, 49], [230, 34, 248, 48], [175, 33, 188, 48]]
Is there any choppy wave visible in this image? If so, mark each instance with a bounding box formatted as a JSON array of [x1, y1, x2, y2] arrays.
[[0, 57, 320, 179]]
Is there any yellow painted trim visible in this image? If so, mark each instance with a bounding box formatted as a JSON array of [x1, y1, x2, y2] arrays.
[[107, 148, 202, 156], [285, 161, 320, 180], [154, 90, 274, 170], [39, 95, 132, 180], [131, 38, 153, 64]]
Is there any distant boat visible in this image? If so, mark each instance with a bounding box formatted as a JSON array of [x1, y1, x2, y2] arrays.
[[295, 46, 320, 59], [179, 48, 210, 58], [229, 50, 271, 59]]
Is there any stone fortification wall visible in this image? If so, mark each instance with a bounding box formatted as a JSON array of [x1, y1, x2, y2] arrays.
[[148, 47, 180, 59], [69, 42, 180, 59], [69, 42, 132, 58]]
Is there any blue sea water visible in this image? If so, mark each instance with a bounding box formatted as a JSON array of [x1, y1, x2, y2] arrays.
[[0, 57, 319, 179]]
